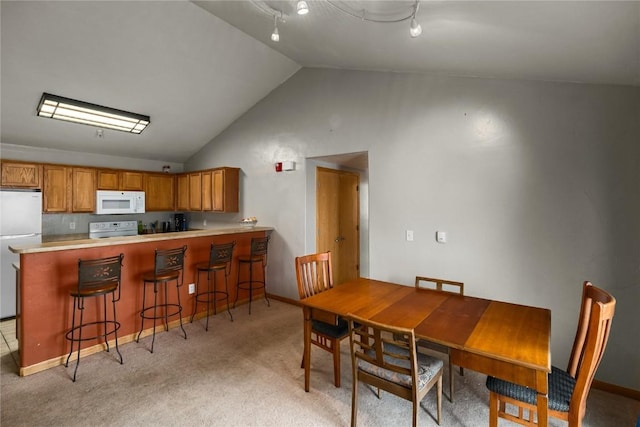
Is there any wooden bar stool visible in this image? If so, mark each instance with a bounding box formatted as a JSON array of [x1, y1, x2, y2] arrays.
[[191, 241, 236, 330], [136, 245, 187, 353], [65, 253, 124, 382], [233, 236, 270, 314]]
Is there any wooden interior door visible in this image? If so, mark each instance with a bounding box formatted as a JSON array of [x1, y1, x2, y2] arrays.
[[316, 167, 359, 285]]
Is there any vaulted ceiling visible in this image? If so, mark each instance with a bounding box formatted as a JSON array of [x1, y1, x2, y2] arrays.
[[1, 1, 638, 163]]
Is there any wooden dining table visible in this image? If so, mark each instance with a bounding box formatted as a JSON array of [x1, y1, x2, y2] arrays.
[[300, 277, 552, 427]]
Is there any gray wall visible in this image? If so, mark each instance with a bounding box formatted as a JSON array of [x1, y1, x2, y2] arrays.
[[186, 68, 640, 390]]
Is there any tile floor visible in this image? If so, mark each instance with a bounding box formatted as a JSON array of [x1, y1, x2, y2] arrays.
[[0, 318, 19, 368]]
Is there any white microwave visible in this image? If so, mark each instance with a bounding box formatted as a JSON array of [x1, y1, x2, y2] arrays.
[[96, 190, 145, 214]]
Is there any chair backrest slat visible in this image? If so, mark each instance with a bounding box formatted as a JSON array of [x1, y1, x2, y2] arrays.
[[348, 314, 417, 383], [567, 281, 616, 421], [295, 251, 333, 300], [415, 276, 464, 295]]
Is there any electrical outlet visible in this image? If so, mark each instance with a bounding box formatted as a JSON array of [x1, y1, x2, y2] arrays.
[[188, 283, 195, 294], [203, 219, 207, 227], [69, 222, 76, 230]]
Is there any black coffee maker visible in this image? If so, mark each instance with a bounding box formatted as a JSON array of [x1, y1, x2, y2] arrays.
[[174, 213, 187, 231]]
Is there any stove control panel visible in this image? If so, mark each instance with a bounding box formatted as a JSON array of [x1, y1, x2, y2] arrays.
[[89, 221, 138, 238]]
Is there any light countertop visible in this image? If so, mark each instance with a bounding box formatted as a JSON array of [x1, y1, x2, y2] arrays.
[[10, 226, 273, 254]]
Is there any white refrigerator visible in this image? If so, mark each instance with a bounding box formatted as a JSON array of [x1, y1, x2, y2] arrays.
[[0, 190, 42, 319]]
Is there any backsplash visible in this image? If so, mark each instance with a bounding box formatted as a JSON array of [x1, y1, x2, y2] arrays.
[[42, 211, 243, 236], [42, 212, 176, 236]]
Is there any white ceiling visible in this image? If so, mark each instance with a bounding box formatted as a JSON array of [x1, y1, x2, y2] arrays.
[[1, 1, 638, 164]]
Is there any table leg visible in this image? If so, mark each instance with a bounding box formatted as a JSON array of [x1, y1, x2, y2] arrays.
[[303, 306, 311, 392], [537, 391, 548, 426]]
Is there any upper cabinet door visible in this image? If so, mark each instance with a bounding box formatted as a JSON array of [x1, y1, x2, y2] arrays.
[[145, 173, 175, 211], [97, 169, 144, 191], [71, 168, 96, 212], [201, 170, 213, 211], [189, 172, 202, 211], [43, 165, 70, 213], [176, 174, 189, 211], [121, 171, 144, 191], [1, 161, 42, 188], [212, 167, 239, 213], [97, 169, 119, 190]]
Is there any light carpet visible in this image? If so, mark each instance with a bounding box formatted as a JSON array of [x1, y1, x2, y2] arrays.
[[1, 300, 638, 426]]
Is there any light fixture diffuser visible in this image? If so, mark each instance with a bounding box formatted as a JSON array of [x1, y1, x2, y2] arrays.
[[36, 93, 150, 134]]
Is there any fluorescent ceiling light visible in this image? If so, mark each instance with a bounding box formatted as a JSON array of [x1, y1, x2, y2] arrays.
[[36, 93, 150, 134]]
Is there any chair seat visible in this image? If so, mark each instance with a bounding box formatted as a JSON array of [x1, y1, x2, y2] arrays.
[[238, 255, 265, 263], [143, 271, 180, 282], [195, 262, 227, 272], [486, 366, 575, 412], [312, 317, 349, 338], [70, 282, 118, 297], [360, 342, 444, 391]]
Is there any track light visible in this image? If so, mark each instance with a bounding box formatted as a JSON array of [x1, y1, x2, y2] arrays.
[[410, 1, 422, 38], [271, 15, 280, 42], [296, 1, 309, 15], [410, 17, 422, 38]]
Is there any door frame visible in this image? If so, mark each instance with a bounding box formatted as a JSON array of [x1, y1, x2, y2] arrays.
[[303, 157, 369, 279]]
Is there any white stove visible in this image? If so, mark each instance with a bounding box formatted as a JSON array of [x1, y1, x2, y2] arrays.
[[89, 221, 138, 239]]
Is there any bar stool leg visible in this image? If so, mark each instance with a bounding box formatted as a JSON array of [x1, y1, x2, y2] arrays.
[[223, 271, 233, 321], [102, 295, 110, 353], [150, 282, 159, 353], [248, 261, 253, 315], [262, 259, 270, 308], [233, 265, 241, 309], [163, 281, 169, 332], [176, 279, 187, 340], [206, 271, 212, 331], [111, 294, 123, 364], [65, 297, 78, 369]]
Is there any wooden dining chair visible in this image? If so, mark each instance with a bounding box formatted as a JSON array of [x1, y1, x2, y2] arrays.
[[486, 281, 616, 427], [347, 313, 443, 427], [295, 251, 349, 387], [415, 276, 465, 402]]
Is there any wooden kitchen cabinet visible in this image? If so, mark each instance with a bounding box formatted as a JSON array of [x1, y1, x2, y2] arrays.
[[1, 161, 42, 188], [189, 172, 202, 211], [144, 173, 175, 211], [121, 171, 144, 191], [43, 166, 95, 213], [212, 167, 239, 212], [43, 165, 69, 213], [97, 169, 119, 190], [197, 167, 240, 213], [71, 167, 96, 212], [176, 172, 202, 211], [176, 174, 189, 211], [201, 170, 213, 211], [97, 169, 144, 191]]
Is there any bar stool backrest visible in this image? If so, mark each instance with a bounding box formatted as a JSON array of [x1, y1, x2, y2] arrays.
[[154, 245, 187, 277], [77, 253, 124, 298], [209, 241, 235, 271], [249, 236, 270, 267], [250, 236, 269, 257]]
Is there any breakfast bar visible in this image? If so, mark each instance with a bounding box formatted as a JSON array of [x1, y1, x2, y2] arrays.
[[10, 226, 273, 376]]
